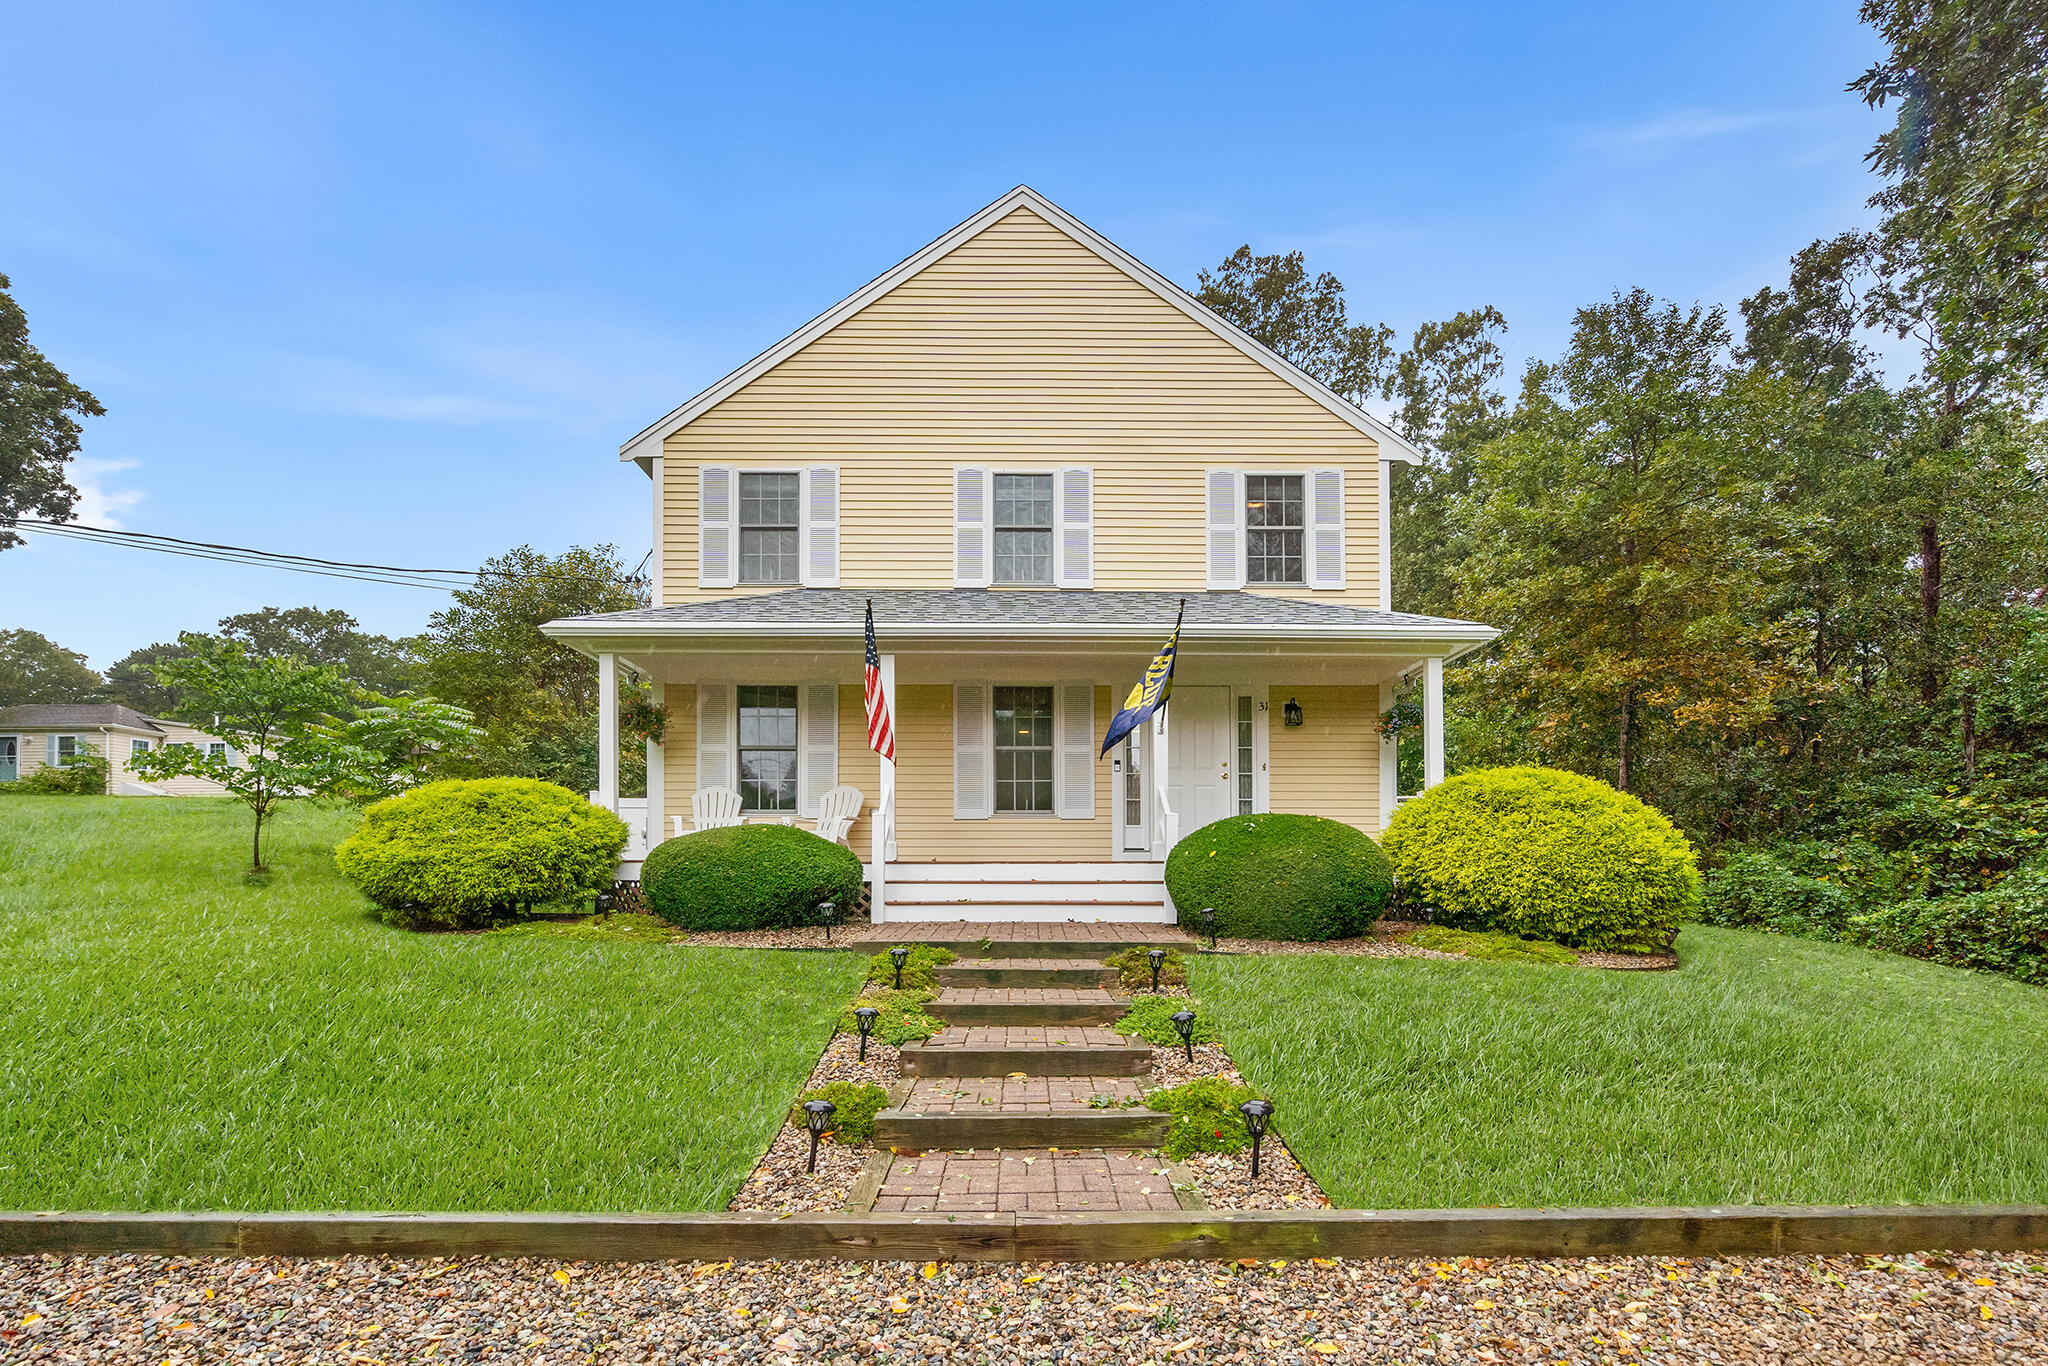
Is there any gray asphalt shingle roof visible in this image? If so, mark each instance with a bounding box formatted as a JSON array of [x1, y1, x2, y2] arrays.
[[550, 588, 1490, 633], [0, 704, 165, 732]]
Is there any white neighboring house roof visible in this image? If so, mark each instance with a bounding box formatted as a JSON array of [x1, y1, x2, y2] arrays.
[[619, 185, 1428, 470]]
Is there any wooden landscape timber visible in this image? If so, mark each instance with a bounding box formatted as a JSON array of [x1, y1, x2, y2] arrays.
[[4, 1205, 2044, 1263]]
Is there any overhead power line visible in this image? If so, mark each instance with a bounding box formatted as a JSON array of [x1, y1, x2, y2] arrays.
[[14, 520, 483, 591]]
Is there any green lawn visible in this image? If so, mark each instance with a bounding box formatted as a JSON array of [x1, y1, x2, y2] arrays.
[[1197, 928, 2048, 1209], [0, 797, 860, 1212]]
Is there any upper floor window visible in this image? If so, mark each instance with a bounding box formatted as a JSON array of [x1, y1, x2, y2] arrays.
[[992, 474, 1054, 585], [1244, 474, 1305, 584], [737, 684, 799, 811], [992, 685, 1055, 813], [738, 472, 800, 584], [131, 738, 151, 759]]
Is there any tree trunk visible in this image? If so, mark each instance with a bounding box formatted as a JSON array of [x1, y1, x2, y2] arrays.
[[1961, 690, 1978, 787], [1919, 521, 1943, 704], [251, 805, 266, 874], [1617, 686, 1635, 793]]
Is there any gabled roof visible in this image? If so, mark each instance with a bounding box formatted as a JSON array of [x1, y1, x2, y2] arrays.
[[620, 186, 1426, 469], [0, 704, 165, 733]]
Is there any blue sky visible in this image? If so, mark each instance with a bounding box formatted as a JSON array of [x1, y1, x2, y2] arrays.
[[2, 1, 1887, 668]]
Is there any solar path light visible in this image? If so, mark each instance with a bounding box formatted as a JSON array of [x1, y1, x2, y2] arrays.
[[1239, 1099, 1274, 1179], [801, 1099, 837, 1173], [817, 899, 836, 944], [853, 1005, 880, 1061], [1201, 906, 1217, 951], [1147, 948, 1166, 993], [890, 945, 910, 990], [1170, 1009, 1196, 1064]]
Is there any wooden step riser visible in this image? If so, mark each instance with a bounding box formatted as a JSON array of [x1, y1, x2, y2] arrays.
[[895, 939, 1184, 960], [873, 1111, 1170, 1149], [935, 967, 1119, 988], [897, 1046, 1153, 1078], [879, 905, 1173, 923], [885, 883, 1167, 904], [928, 1001, 1128, 1027]]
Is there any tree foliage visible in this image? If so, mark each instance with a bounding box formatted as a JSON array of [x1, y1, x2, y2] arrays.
[[0, 273, 103, 552], [1195, 246, 1394, 402], [0, 629, 101, 706]]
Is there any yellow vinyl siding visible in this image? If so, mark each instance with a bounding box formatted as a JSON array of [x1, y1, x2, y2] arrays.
[[659, 685, 697, 839], [660, 206, 1381, 604], [889, 684, 1113, 862], [1267, 685, 1381, 834], [836, 684, 882, 854]]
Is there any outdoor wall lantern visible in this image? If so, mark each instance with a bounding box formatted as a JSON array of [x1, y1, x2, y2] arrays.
[[1170, 1009, 1197, 1064], [1239, 1099, 1275, 1179], [817, 899, 836, 944], [889, 946, 910, 990], [1200, 906, 1217, 952], [853, 1005, 880, 1061], [1147, 948, 1166, 993], [1282, 697, 1304, 728], [801, 1099, 837, 1173]]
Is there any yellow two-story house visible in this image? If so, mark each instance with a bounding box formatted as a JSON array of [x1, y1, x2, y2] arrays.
[[544, 187, 1494, 922]]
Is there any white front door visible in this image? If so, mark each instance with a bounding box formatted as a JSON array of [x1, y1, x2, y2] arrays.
[[1167, 685, 1232, 838]]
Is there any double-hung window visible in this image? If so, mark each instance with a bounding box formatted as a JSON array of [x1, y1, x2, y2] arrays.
[[992, 474, 1054, 585], [1244, 474, 1306, 584], [993, 685, 1055, 813], [130, 738, 150, 760], [737, 685, 799, 812], [738, 472, 800, 584], [206, 741, 231, 764]]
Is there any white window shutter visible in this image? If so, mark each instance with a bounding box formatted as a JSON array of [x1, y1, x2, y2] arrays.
[[952, 681, 992, 819], [696, 684, 734, 791], [1056, 682, 1095, 820], [953, 468, 992, 588], [800, 467, 840, 587], [1309, 468, 1345, 590], [1055, 466, 1093, 588], [698, 466, 737, 589], [46, 735, 58, 766], [1206, 468, 1244, 589], [798, 683, 838, 817]]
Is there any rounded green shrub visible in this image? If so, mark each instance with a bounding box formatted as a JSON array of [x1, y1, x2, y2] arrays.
[[1382, 766, 1700, 953], [640, 823, 862, 932], [335, 778, 629, 931], [1164, 813, 1394, 942], [793, 1081, 890, 1145]]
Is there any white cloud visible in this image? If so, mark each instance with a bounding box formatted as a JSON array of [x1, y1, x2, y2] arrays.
[[69, 457, 145, 528], [1585, 109, 1791, 151]]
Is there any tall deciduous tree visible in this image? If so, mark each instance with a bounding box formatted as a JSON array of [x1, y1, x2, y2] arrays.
[[1388, 306, 1511, 616], [216, 605, 421, 695], [0, 629, 101, 706], [0, 273, 103, 550], [1195, 247, 1395, 401]]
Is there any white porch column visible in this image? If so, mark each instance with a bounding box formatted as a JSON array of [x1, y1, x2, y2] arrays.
[[597, 651, 619, 815], [872, 653, 896, 920], [1378, 680, 1399, 828], [1423, 655, 1445, 790], [645, 679, 665, 849], [1153, 701, 1176, 856]]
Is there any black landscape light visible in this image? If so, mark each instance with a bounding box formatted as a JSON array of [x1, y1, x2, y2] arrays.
[[817, 899, 837, 944], [1201, 906, 1217, 951], [1239, 1099, 1274, 1180], [1170, 1009, 1196, 1064], [890, 945, 910, 990], [801, 1099, 837, 1173], [853, 1005, 880, 1061], [1147, 948, 1166, 993]]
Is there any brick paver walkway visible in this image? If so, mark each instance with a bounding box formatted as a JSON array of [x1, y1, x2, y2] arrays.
[[919, 1025, 1136, 1048], [943, 957, 1112, 970], [933, 987, 1119, 1005], [903, 1076, 1150, 1112], [872, 1150, 1186, 1212]]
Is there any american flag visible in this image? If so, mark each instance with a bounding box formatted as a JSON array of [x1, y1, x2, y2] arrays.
[[864, 599, 895, 761]]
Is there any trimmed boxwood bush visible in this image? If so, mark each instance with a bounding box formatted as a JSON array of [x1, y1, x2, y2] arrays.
[[1382, 766, 1700, 953], [640, 823, 862, 932], [1163, 813, 1395, 942], [335, 778, 629, 931]]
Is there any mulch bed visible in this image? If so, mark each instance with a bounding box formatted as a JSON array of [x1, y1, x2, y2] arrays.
[[677, 924, 873, 950], [726, 1123, 875, 1213], [1181, 1136, 1328, 1211], [7, 1250, 2038, 1362]]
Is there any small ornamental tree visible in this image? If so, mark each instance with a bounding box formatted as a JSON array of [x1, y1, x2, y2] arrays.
[[311, 693, 481, 803]]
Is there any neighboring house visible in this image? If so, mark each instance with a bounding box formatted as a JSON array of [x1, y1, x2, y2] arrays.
[[0, 704, 234, 796], [543, 186, 1497, 921]]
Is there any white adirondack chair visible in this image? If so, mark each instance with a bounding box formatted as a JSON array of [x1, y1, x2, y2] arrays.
[[811, 785, 864, 846], [676, 786, 744, 836]]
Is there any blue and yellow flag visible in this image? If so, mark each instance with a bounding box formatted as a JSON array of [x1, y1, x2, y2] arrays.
[[1101, 601, 1184, 756]]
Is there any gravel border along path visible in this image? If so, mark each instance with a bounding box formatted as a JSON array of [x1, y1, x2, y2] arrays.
[[5, 1250, 2040, 1363]]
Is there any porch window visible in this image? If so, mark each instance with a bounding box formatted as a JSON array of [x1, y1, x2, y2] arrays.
[[737, 685, 800, 811], [1236, 695, 1255, 815], [738, 472, 800, 584], [993, 685, 1055, 813], [992, 474, 1054, 585], [1244, 474, 1305, 584]]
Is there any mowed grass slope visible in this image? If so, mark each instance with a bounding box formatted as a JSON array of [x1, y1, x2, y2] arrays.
[[1197, 927, 2048, 1210], [0, 797, 860, 1212]]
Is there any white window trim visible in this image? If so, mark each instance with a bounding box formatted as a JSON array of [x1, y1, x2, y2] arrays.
[[957, 466, 1094, 590], [734, 468, 804, 588], [0, 734, 18, 782], [702, 682, 841, 818], [990, 681, 1061, 817], [990, 468, 1058, 588], [1235, 686, 1272, 816], [1239, 468, 1315, 590]]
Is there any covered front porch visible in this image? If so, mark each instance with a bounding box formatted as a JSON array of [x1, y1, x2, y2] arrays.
[[544, 589, 1495, 921]]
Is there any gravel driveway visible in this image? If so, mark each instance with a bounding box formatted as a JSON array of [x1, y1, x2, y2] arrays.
[[4, 1249, 2040, 1362]]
